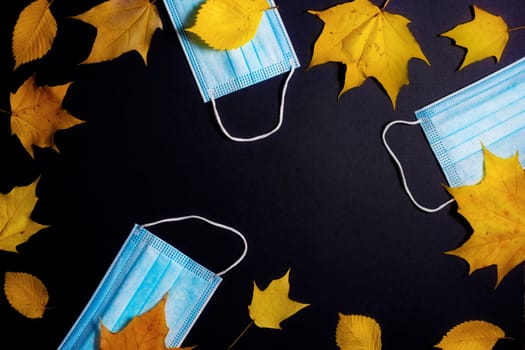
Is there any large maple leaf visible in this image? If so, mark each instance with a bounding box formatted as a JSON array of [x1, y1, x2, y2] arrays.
[[10, 75, 84, 158], [308, 0, 429, 108], [99, 294, 193, 350], [72, 0, 163, 65], [0, 179, 48, 253], [446, 147, 525, 286], [441, 6, 509, 70], [435, 320, 507, 350], [186, 0, 272, 50], [248, 269, 309, 329], [12, 0, 57, 69]]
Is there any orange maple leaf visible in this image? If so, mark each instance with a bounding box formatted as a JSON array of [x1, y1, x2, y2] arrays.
[[99, 295, 194, 350], [446, 146, 525, 287]]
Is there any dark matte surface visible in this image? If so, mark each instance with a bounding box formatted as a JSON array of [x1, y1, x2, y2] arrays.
[[0, 0, 523, 349]]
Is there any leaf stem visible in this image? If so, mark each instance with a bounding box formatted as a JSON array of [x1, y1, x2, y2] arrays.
[[0, 108, 10, 115], [227, 320, 254, 350], [509, 25, 525, 32], [381, 0, 391, 10]]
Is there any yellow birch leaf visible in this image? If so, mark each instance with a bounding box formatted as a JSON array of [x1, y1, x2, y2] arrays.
[[100, 294, 194, 350], [308, 0, 429, 108], [72, 0, 162, 65], [336, 313, 382, 350], [445, 146, 525, 287], [4, 272, 49, 319], [186, 0, 272, 50], [248, 269, 309, 329], [441, 6, 509, 70], [435, 320, 507, 350], [12, 0, 57, 69], [10, 75, 84, 158], [0, 178, 48, 253]]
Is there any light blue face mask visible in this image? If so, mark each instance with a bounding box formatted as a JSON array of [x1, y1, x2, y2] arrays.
[[383, 56, 525, 212], [58, 216, 247, 349], [162, 0, 300, 142]]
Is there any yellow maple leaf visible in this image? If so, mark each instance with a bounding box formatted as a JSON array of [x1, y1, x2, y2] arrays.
[[0, 178, 48, 253], [10, 75, 84, 158], [336, 313, 381, 350], [12, 0, 57, 69], [100, 294, 193, 350], [435, 320, 507, 350], [441, 6, 509, 70], [72, 0, 162, 65], [186, 0, 272, 50], [446, 146, 525, 286], [248, 269, 309, 329], [4, 272, 49, 319], [308, 0, 429, 108]]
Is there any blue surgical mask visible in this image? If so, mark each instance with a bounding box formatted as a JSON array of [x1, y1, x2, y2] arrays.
[[58, 216, 247, 349], [383, 56, 525, 212], [162, 0, 300, 141]]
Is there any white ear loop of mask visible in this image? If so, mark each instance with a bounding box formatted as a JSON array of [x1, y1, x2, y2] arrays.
[[382, 119, 455, 213], [209, 60, 296, 142], [141, 215, 248, 276]]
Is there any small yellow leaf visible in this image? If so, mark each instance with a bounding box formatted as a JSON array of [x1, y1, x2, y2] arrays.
[[10, 75, 84, 158], [100, 294, 193, 350], [72, 0, 163, 64], [308, 0, 429, 108], [186, 0, 271, 50], [0, 178, 48, 253], [445, 146, 525, 286], [4, 272, 49, 319], [12, 0, 57, 69], [441, 6, 509, 70], [248, 269, 309, 329], [435, 320, 506, 350], [336, 314, 382, 350]]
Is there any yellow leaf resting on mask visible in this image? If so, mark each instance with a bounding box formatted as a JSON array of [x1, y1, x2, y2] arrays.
[[336, 314, 382, 350], [446, 146, 525, 287], [308, 0, 429, 109], [4, 272, 49, 319], [72, 0, 162, 64], [435, 320, 506, 350], [248, 269, 309, 329], [12, 0, 57, 69], [441, 6, 509, 70], [186, 0, 271, 50], [0, 179, 48, 253], [10, 75, 84, 158]]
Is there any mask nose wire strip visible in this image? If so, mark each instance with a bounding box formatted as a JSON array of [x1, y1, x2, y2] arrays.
[[141, 215, 248, 276], [209, 60, 296, 142], [382, 119, 455, 213]]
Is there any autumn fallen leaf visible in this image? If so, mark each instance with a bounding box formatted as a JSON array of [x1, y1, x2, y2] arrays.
[[336, 313, 382, 350], [446, 146, 525, 286], [441, 6, 509, 69], [435, 320, 508, 350], [72, 0, 163, 64], [4, 272, 49, 319], [10, 75, 83, 158], [12, 0, 57, 69], [0, 178, 48, 253], [308, 0, 429, 108], [186, 0, 272, 50], [100, 294, 194, 350]]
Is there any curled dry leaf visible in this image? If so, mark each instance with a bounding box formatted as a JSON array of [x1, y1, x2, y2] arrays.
[[441, 6, 509, 70], [186, 0, 272, 50], [12, 0, 57, 69], [4, 272, 49, 319]]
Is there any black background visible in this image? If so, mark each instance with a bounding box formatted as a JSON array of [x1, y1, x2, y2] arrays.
[[0, 0, 524, 349]]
